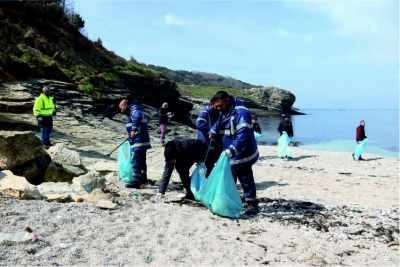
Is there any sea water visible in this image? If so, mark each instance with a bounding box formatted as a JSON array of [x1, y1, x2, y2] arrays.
[[256, 109, 399, 158]]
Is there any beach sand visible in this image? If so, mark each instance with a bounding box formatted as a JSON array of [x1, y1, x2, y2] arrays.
[[1, 145, 399, 266]]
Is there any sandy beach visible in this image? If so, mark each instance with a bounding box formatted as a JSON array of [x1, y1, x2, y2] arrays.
[[1, 144, 399, 266]]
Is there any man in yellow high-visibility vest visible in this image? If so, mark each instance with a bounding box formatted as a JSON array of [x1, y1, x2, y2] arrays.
[[33, 86, 56, 148]]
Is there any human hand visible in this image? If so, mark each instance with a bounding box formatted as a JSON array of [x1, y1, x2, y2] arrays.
[[36, 116, 42, 121], [167, 112, 171, 115], [130, 131, 138, 138], [225, 149, 232, 158], [52, 111, 57, 116]]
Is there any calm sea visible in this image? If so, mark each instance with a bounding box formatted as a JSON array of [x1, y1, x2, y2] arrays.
[[256, 109, 399, 158]]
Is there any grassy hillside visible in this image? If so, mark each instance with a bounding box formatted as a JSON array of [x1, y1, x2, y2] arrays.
[[177, 84, 256, 102], [147, 65, 261, 90], [0, 1, 165, 96]]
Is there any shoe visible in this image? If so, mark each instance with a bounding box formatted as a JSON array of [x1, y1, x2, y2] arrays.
[[140, 179, 149, 186], [359, 157, 365, 161], [286, 156, 292, 159], [43, 145, 50, 150], [243, 203, 259, 216], [125, 181, 141, 189], [185, 192, 195, 200], [45, 143, 53, 147], [352, 153, 357, 161]]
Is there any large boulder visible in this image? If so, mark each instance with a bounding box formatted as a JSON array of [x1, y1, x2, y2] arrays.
[[245, 86, 296, 114], [0, 131, 51, 183], [70, 170, 106, 193], [43, 144, 88, 183], [0, 170, 43, 200]]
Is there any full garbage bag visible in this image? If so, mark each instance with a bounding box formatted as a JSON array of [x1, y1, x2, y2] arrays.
[[277, 131, 291, 158], [354, 138, 369, 159], [117, 141, 133, 183], [190, 164, 207, 196], [193, 152, 243, 218]]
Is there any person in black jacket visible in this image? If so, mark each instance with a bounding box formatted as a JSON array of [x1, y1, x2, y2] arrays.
[[158, 102, 171, 146], [103, 104, 119, 119], [154, 139, 208, 201], [252, 116, 262, 134], [277, 114, 294, 137], [353, 120, 367, 160]]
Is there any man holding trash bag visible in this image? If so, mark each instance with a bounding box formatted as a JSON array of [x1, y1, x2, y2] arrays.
[[119, 99, 151, 189], [353, 120, 367, 160], [209, 91, 260, 216], [154, 139, 208, 201], [196, 98, 220, 177]]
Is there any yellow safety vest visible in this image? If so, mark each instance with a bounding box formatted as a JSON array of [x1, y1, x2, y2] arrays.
[[33, 93, 55, 116]]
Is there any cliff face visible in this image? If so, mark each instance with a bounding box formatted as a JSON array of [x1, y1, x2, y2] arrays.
[[244, 87, 303, 115]]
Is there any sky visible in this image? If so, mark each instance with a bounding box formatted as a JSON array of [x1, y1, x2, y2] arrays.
[[73, 0, 399, 109]]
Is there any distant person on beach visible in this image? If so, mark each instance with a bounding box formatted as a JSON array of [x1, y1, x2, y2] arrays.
[[277, 114, 294, 137], [209, 91, 260, 216], [353, 120, 367, 161], [119, 99, 151, 189], [33, 86, 56, 149], [103, 104, 119, 119], [158, 102, 172, 146], [154, 139, 208, 201], [196, 98, 220, 177], [252, 116, 262, 134]]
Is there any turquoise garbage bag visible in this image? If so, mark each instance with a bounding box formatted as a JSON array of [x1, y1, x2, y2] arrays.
[[354, 138, 369, 159], [190, 164, 207, 196], [254, 132, 263, 140], [277, 131, 291, 158], [117, 141, 133, 183], [194, 152, 243, 218]]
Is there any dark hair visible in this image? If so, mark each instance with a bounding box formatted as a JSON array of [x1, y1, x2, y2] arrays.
[[252, 116, 257, 120], [164, 143, 179, 162], [213, 91, 230, 101]]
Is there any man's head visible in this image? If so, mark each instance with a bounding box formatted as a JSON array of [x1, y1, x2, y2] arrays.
[[252, 116, 257, 124], [111, 104, 116, 109], [164, 144, 179, 164], [119, 99, 129, 113], [162, 102, 168, 109], [284, 114, 290, 121], [209, 97, 218, 111], [212, 91, 231, 113], [360, 120, 365, 126], [42, 86, 51, 96]]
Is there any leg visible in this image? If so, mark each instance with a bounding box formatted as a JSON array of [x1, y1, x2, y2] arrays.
[[231, 163, 257, 205], [46, 126, 53, 145], [131, 149, 142, 183], [140, 150, 148, 184], [205, 146, 215, 177], [39, 127, 46, 145], [176, 163, 194, 199], [160, 124, 167, 143]]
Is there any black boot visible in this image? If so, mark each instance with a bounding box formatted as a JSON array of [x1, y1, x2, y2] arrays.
[[125, 181, 141, 189]]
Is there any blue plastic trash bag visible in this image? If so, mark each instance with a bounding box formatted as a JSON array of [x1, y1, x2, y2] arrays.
[[117, 141, 133, 183], [277, 131, 291, 158], [254, 132, 263, 140], [194, 152, 243, 218], [354, 138, 369, 159], [190, 164, 207, 196]]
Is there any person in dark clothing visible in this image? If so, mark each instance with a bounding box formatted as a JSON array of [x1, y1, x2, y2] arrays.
[[277, 114, 294, 137], [158, 102, 172, 146], [353, 120, 367, 160], [252, 116, 262, 134], [154, 139, 208, 201], [196, 98, 220, 177], [103, 104, 119, 119]]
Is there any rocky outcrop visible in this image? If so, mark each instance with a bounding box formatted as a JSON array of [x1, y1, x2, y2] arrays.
[[0, 131, 51, 183], [245, 86, 304, 115], [0, 170, 43, 200]]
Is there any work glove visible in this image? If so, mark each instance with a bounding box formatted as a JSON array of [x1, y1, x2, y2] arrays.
[[154, 193, 163, 203], [225, 149, 232, 158], [36, 116, 43, 121], [52, 111, 57, 116]]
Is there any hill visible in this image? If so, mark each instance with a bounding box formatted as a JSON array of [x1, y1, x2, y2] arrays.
[[147, 65, 262, 90]]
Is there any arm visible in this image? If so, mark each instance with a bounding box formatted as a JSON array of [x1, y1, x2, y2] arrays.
[[227, 112, 252, 157], [196, 111, 211, 132], [130, 110, 141, 136], [158, 162, 174, 194], [277, 121, 283, 134], [356, 127, 361, 141], [33, 97, 42, 117], [158, 108, 168, 118]]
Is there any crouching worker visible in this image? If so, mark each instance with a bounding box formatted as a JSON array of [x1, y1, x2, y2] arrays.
[[154, 139, 208, 201]]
